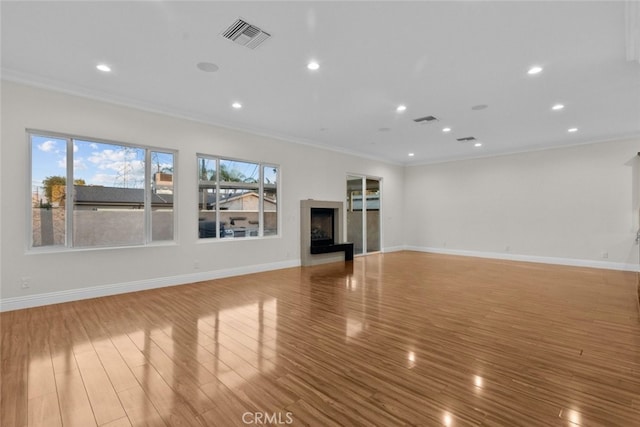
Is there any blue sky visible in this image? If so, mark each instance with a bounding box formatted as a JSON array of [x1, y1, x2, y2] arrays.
[[31, 135, 276, 191], [31, 135, 173, 190]]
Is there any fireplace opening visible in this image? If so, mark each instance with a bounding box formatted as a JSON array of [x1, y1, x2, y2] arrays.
[[310, 208, 334, 247]]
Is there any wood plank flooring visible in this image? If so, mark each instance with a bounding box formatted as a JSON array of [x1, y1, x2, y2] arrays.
[[1, 252, 639, 426]]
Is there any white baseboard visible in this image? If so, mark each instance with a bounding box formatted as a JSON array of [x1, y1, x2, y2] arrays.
[[0, 259, 301, 312], [405, 246, 640, 272], [3, 249, 637, 312]]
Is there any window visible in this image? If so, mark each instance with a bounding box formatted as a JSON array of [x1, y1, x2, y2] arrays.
[[263, 165, 278, 236], [197, 155, 278, 239], [29, 131, 175, 249]]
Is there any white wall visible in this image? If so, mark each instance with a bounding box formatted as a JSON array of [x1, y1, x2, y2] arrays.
[[3, 80, 637, 311], [0, 81, 405, 309], [404, 138, 640, 270]]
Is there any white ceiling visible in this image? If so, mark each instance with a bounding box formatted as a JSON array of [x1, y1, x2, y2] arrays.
[[2, 1, 639, 165]]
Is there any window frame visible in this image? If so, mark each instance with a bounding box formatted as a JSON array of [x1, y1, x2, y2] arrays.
[[27, 129, 178, 252], [196, 154, 280, 241]]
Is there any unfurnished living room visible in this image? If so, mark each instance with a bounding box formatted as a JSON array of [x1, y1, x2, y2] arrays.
[[1, 1, 640, 426]]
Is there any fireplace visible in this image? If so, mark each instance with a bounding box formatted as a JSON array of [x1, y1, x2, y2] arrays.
[[310, 208, 335, 247], [300, 200, 350, 266]]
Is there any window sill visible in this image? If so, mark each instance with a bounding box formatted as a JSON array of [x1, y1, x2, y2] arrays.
[[25, 240, 178, 255]]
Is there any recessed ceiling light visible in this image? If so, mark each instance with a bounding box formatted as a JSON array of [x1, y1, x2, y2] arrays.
[[527, 66, 543, 75], [396, 105, 407, 113], [96, 64, 111, 72], [307, 61, 320, 71], [474, 142, 483, 147], [232, 102, 242, 109], [197, 62, 219, 72], [408, 153, 415, 157], [442, 127, 451, 133], [552, 104, 564, 111], [567, 127, 578, 133]]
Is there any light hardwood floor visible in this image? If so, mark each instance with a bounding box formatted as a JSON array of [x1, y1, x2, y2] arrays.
[[1, 252, 639, 426]]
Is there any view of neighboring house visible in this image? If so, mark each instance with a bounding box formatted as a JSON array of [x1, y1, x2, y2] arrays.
[[31, 173, 175, 247], [198, 191, 277, 237], [32, 170, 277, 244], [152, 172, 173, 195]]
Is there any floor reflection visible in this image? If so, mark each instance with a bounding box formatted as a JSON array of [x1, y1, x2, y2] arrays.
[[3, 253, 640, 426]]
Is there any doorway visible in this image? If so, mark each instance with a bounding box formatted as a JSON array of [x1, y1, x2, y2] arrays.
[[346, 175, 381, 255]]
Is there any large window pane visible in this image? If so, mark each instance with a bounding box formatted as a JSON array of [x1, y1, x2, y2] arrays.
[[347, 176, 364, 255], [346, 176, 381, 255], [198, 157, 219, 238], [366, 179, 380, 252], [151, 151, 174, 241], [30, 135, 67, 247], [263, 166, 278, 236], [219, 159, 259, 238], [72, 140, 145, 247]]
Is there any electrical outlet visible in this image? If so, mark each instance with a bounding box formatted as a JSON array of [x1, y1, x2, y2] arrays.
[[601, 252, 609, 259], [193, 260, 200, 270], [20, 277, 30, 289], [505, 245, 511, 252]]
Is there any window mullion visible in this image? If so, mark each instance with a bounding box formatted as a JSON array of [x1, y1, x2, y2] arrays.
[[215, 158, 220, 238], [144, 149, 152, 243], [66, 138, 74, 248], [362, 177, 367, 253], [259, 166, 264, 237]]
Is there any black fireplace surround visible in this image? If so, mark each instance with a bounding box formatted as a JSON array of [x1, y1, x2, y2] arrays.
[[309, 207, 353, 260], [310, 208, 334, 247]]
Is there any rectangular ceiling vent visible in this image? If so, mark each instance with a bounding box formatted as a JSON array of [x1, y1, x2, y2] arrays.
[[222, 18, 271, 49], [413, 115, 438, 123], [456, 136, 477, 142]]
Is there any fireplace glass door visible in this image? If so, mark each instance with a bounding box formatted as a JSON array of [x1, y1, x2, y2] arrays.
[[346, 175, 381, 255]]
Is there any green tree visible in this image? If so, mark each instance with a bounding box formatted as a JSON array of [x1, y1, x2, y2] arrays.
[[219, 164, 246, 182], [200, 158, 209, 180], [42, 176, 85, 203], [219, 164, 258, 183], [42, 176, 65, 202]]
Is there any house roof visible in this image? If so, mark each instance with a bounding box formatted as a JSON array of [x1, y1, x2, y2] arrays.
[[74, 186, 173, 206], [198, 191, 276, 208], [217, 192, 276, 205]]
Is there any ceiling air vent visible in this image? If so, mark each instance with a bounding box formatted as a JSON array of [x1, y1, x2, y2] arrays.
[[414, 115, 438, 123], [222, 18, 271, 49], [456, 136, 477, 142]]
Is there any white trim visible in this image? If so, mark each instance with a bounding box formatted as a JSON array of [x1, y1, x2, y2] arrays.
[[0, 259, 300, 312], [405, 246, 640, 272], [4, 74, 402, 166], [4, 248, 636, 312], [405, 133, 640, 167]]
